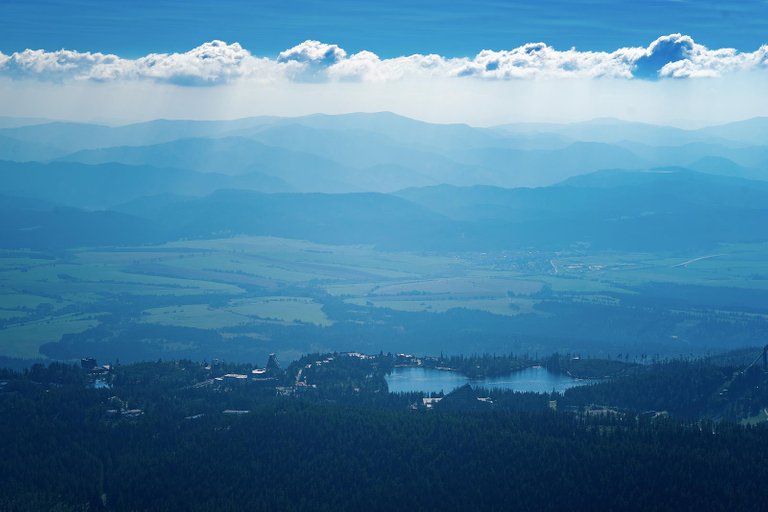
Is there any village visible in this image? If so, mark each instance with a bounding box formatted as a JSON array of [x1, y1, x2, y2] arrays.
[[80, 351, 528, 416]]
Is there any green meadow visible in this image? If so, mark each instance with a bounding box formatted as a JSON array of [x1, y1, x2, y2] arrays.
[[2, 237, 768, 359]]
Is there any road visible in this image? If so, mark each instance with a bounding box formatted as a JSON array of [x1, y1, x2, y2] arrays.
[[671, 254, 725, 268]]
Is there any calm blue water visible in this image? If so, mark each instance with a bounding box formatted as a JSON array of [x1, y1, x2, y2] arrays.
[[386, 366, 589, 394]]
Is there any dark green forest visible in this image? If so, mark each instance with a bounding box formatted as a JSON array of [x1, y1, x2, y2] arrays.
[[2, 357, 768, 511]]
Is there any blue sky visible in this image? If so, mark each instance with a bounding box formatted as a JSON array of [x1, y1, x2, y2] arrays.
[[1, 0, 767, 56]]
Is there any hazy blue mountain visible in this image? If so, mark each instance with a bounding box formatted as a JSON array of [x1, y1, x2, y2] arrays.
[[0, 117, 281, 152], [236, 123, 496, 187], [0, 198, 165, 249], [112, 193, 198, 220], [2, 165, 768, 252], [447, 142, 649, 187], [556, 168, 768, 211], [340, 163, 438, 190], [98, 169, 768, 252], [495, 118, 703, 146], [3, 113, 765, 157], [0, 193, 56, 211], [0, 116, 53, 128], [109, 117, 282, 144], [122, 189, 461, 250], [694, 117, 768, 146], [617, 141, 768, 171], [227, 123, 587, 188], [0, 112, 554, 157], [0, 160, 292, 209], [395, 184, 583, 222], [239, 123, 458, 168], [687, 156, 765, 180], [0, 135, 67, 161], [234, 112, 573, 154], [495, 118, 740, 146], [4, 112, 768, 204], [397, 169, 768, 250], [0, 113, 506, 154], [268, 112, 581, 151], [57, 135, 500, 192], [258, 112, 509, 151], [487, 132, 574, 151], [4, 113, 767, 194], [558, 167, 768, 192], [57, 137, 364, 192], [0, 122, 117, 152], [56, 129, 662, 191]]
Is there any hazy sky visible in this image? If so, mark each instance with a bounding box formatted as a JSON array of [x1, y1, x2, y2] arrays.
[[0, 0, 766, 126]]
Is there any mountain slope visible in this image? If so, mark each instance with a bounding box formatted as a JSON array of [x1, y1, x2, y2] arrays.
[[0, 160, 291, 209], [119, 189, 462, 250], [0, 198, 166, 249], [57, 137, 363, 192], [0, 135, 66, 162]]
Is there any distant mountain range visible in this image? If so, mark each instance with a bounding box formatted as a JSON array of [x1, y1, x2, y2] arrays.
[[0, 112, 766, 252], [0, 113, 765, 191], [2, 167, 767, 252]]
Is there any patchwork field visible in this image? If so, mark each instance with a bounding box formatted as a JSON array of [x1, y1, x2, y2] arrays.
[[1, 238, 768, 359], [0, 314, 100, 359], [141, 297, 331, 330]]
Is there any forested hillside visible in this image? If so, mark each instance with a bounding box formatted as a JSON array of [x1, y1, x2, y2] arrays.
[[1, 358, 768, 511]]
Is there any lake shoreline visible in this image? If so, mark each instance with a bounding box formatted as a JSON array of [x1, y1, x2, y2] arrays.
[[386, 365, 598, 395]]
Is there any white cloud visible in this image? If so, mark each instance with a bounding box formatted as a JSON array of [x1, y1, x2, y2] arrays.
[[0, 48, 122, 81], [454, 44, 636, 79], [276, 40, 350, 82], [659, 44, 768, 78], [277, 40, 347, 65], [0, 35, 766, 85], [90, 40, 278, 86], [327, 52, 454, 81], [130, 40, 256, 85]]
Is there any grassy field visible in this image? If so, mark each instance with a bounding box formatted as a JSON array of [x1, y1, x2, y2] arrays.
[[141, 305, 251, 330], [0, 314, 100, 359], [550, 244, 768, 290], [742, 408, 768, 426], [229, 297, 331, 326], [0, 292, 63, 311], [345, 296, 536, 317], [3, 237, 768, 359], [0, 309, 28, 321], [141, 297, 331, 330]]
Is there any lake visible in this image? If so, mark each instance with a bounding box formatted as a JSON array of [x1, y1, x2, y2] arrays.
[[386, 365, 592, 394]]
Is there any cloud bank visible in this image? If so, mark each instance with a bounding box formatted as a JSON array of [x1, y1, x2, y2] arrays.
[[1, 34, 766, 86]]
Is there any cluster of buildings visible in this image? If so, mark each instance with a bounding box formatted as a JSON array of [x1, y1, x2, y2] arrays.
[[104, 395, 143, 419], [81, 357, 113, 389], [213, 353, 282, 387]]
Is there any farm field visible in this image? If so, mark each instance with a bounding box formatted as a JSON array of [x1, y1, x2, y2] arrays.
[[0, 314, 100, 359], [345, 296, 537, 317], [141, 297, 331, 330], [1, 237, 768, 360]]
